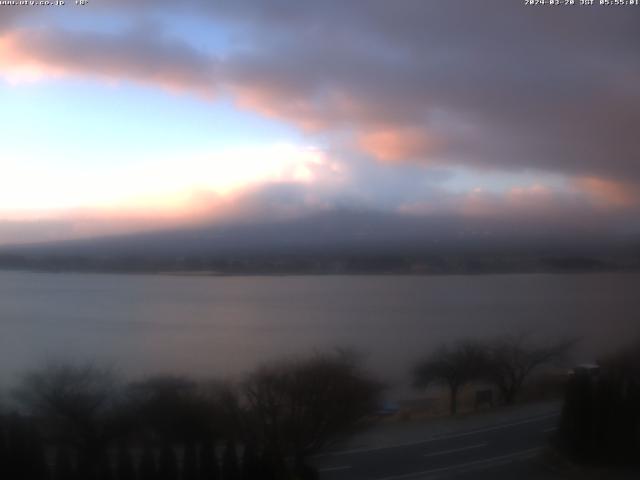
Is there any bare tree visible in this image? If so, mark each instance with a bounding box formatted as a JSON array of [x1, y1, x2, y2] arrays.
[[413, 341, 488, 415], [14, 362, 119, 479], [3, 413, 49, 480], [126, 375, 219, 443], [241, 350, 382, 472], [484, 334, 574, 404]]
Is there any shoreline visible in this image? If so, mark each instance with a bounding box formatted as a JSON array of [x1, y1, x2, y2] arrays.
[[1, 267, 638, 278]]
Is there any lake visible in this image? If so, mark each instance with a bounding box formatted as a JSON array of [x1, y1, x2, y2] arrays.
[[1, 271, 638, 398]]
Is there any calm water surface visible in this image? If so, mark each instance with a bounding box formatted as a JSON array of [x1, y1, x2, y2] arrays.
[[1, 271, 638, 396]]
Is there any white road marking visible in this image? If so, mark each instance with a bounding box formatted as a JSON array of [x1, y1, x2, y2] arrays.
[[318, 412, 559, 457], [374, 447, 543, 480], [318, 465, 352, 472], [423, 442, 487, 457]]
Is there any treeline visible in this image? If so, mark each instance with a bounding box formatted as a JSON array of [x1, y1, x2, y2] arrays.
[[4, 335, 635, 476], [0, 252, 625, 275], [0, 253, 417, 275], [413, 335, 573, 414], [0, 351, 382, 480]]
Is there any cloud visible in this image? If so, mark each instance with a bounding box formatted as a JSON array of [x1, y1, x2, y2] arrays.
[[575, 176, 640, 209], [198, 1, 640, 181], [1, 0, 640, 241], [5, 173, 634, 247], [2, 1, 635, 181], [357, 127, 443, 163], [0, 24, 217, 94], [459, 184, 565, 219]]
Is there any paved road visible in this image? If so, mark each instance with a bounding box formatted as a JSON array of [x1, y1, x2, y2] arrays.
[[314, 412, 559, 480]]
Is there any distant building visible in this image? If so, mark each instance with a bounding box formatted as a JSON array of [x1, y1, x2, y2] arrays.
[[568, 364, 600, 378]]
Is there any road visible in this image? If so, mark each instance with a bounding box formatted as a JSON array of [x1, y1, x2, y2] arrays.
[[314, 412, 559, 480]]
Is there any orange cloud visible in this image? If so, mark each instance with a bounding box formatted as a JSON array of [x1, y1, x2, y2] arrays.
[[460, 184, 558, 218], [230, 85, 329, 132], [0, 31, 63, 82], [357, 127, 442, 162], [398, 184, 565, 219], [575, 176, 639, 208], [506, 184, 553, 205]]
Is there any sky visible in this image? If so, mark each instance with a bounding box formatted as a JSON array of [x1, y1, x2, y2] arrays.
[[1, 0, 639, 245]]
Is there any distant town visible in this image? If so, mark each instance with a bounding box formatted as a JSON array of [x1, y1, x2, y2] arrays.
[[1, 250, 638, 275]]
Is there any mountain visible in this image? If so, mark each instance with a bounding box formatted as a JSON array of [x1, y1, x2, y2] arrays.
[[0, 210, 638, 274]]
